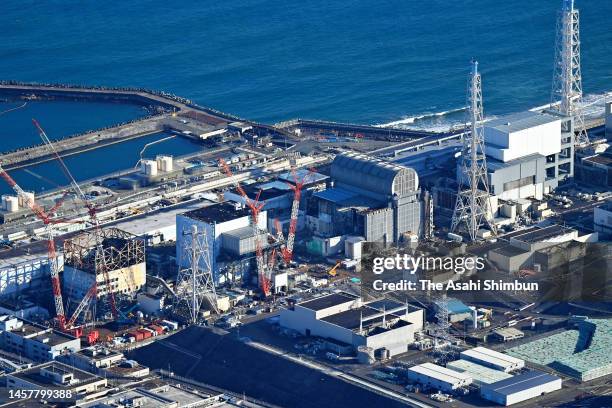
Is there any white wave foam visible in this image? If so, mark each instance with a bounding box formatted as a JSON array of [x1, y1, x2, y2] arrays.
[[377, 90, 611, 133], [376, 107, 467, 129], [531, 91, 612, 118]]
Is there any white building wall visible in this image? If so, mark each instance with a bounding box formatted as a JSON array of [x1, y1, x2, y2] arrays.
[[279, 307, 354, 344], [407, 365, 472, 392], [481, 378, 562, 406], [485, 120, 561, 163], [0, 254, 64, 297], [594, 206, 612, 234], [363, 323, 415, 356], [403, 308, 425, 331], [496, 184, 543, 201], [176, 210, 267, 282]]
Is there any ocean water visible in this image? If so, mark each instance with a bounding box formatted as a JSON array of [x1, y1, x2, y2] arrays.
[[1, 1, 610, 130], [0, 100, 147, 151], [0, 132, 204, 195]]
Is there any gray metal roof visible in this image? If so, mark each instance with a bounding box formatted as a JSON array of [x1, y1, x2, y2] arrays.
[[298, 292, 358, 311], [331, 152, 417, 197], [486, 153, 545, 171], [485, 111, 560, 134], [511, 225, 574, 243], [480, 370, 560, 396], [222, 226, 260, 240]]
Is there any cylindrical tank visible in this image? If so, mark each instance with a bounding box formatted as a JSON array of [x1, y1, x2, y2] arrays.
[[141, 160, 158, 176], [357, 346, 375, 364], [2, 195, 19, 213], [156, 155, 173, 172], [18, 192, 34, 208]]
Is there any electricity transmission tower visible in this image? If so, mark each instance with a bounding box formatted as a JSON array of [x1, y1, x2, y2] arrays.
[[551, 0, 588, 145], [432, 295, 457, 363], [174, 225, 218, 324], [451, 60, 496, 241]]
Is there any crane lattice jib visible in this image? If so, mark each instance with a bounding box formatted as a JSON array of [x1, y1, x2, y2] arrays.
[[34, 119, 118, 320], [0, 164, 66, 328]]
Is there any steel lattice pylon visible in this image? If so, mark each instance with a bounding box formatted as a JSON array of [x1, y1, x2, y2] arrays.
[[174, 225, 218, 324], [451, 60, 497, 242], [431, 294, 458, 364], [551, 0, 588, 146]]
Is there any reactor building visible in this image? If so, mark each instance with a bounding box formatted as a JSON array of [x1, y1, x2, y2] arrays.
[[308, 152, 421, 248], [63, 228, 146, 301], [176, 202, 269, 285]]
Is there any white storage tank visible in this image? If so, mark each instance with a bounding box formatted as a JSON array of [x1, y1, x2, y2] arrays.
[[2, 195, 19, 213], [345, 236, 365, 260], [18, 191, 35, 208], [141, 159, 158, 176], [157, 155, 173, 172]]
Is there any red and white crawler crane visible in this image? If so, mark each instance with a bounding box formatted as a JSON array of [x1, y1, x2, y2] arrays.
[[280, 167, 315, 264], [219, 159, 271, 296], [33, 119, 118, 321], [0, 163, 93, 336]]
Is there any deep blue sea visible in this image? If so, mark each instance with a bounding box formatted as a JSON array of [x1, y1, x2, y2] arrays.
[[0, 1, 610, 194], [1, 1, 610, 127]]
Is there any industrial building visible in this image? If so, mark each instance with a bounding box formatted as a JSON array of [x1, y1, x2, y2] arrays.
[[280, 292, 424, 357], [406, 362, 473, 392], [0, 315, 80, 362], [575, 149, 612, 189], [0, 191, 36, 224], [434, 110, 574, 224], [487, 225, 579, 273], [594, 202, 612, 235], [5, 361, 108, 401], [224, 169, 327, 230], [446, 359, 512, 387], [435, 298, 473, 323], [460, 347, 524, 373], [63, 228, 146, 301], [308, 152, 422, 246], [176, 201, 268, 284], [482, 110, 573, 200], [491, 327, 525, 342], [59, 345, 150, 378], [77, 379, 233, 408], [479, 370, 562, 406], [0, 250, 58, 298]]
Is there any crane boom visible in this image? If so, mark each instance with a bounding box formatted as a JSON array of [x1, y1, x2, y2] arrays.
[[33, 119, 118, 319], [219, 159, 271, 296], [0, 164, 66, 328], [282, 167, 315, 263], [66, 284, 97, 329]]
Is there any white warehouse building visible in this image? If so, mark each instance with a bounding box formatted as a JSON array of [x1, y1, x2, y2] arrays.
[[460, 347, 524, 373], [407, 362, 473, 392], [280, 292, 424, 358], [480, 370, 562, 406]]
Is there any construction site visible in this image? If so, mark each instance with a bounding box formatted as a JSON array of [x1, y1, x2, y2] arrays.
[[0, 1, 610, 407]]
